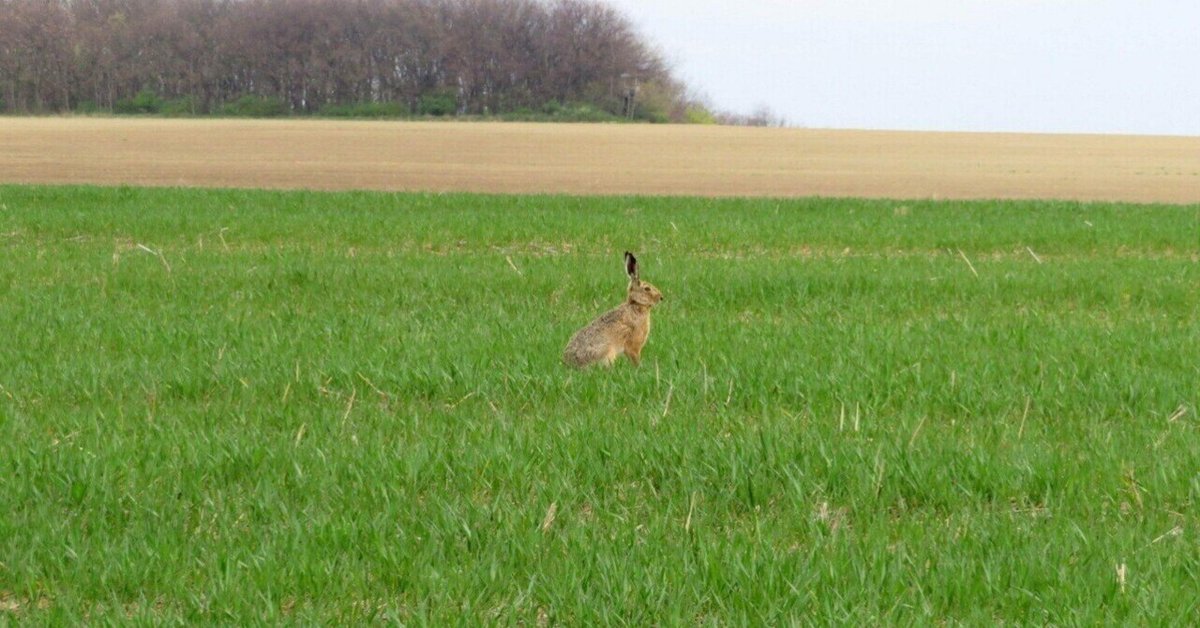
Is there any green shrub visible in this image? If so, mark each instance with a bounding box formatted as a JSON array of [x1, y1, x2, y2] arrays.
[[219, 95, 288, 117], [114, 89, 164, 114], [319, 101, 409, 118], [549, 102, 620, 122], [496, 101, 623, 123], [162, 97, 197, 116], [561, 103, 619, 122], [684, 104, 718, 125], [419, 90, 457, 116]]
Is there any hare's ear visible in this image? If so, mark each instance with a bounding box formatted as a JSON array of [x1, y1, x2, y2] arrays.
[[624, 251, 639, 282]]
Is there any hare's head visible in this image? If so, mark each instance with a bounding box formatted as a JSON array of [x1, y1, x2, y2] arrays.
[[624, 252, 663, 307]]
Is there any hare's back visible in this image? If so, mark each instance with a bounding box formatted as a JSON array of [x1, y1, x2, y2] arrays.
[[563, 307, 629, 365]]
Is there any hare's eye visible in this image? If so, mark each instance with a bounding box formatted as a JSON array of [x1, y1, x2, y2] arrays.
[[644, 286, 651, 291]]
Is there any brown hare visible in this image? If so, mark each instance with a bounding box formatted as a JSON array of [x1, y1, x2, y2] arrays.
[[563, 252, 663, 368]]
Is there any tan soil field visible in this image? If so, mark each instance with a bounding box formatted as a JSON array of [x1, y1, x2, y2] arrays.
[[3, 117, 1199, 203]]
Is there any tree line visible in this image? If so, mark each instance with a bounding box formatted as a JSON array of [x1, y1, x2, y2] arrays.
[[1, 0, 669, 119], [0, 0, 776, 123]]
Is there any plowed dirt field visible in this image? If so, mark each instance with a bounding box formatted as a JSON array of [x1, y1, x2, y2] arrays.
[[3, 117, 1198, 203]]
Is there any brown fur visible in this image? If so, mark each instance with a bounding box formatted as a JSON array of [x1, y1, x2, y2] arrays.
[[563, 252, 663, 368]]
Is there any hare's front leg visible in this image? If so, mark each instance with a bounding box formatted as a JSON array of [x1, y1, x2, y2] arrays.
[[626, 345, 642, 366]]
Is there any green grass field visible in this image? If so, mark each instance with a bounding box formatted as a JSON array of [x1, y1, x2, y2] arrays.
[[1, 184, 1197, 623]]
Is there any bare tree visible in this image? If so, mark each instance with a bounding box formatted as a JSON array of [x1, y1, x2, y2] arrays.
[[0, 0, 694, 120]]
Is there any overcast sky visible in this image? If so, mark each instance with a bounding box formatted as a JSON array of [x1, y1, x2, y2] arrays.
[[605, 0, 1200, 135]]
